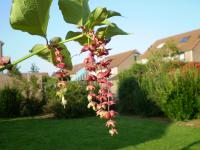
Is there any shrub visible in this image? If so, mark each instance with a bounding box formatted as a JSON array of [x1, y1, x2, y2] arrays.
[[118, 62, 200, 120], [118, 64, 163, 116], [20, 97, 44, 116], [153, 68, 200, 120], [0, 86, 22, 118], [46, 81, 95, 118]]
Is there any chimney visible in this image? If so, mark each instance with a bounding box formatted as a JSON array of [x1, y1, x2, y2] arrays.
[[0, 41, 4, 57]]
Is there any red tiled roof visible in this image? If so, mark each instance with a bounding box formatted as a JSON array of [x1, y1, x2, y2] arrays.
[[70, 50, 139, 74]]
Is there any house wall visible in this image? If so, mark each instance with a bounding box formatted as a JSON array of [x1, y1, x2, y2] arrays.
[[109, 54, 138, 96], [137, 58, 148, 64], [118, 54, 137, 73], [111, 67, 118, 77], [184, 50, 193, 62], [110, 78, 118, 97], [70, 74, 76, 80], [192, 43, 200, 62]]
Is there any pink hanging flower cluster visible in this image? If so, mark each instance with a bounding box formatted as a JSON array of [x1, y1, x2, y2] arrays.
[[51, 45, 70, 108], [82, 29, 118, 136]]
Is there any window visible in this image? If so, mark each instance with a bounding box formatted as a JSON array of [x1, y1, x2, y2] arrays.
[[179, 53, 185, 61], [134, 55, 138, 61], [179, 36, 190, 43]]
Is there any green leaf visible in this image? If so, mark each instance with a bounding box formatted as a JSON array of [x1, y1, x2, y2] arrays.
[[85, 7, 121, 29], [97, 20, 115, 27], [58, 0, 90, 26], [66, 31, 88, 45], [97, 23, 128, 39], [30, 44, 52, 62], [107, 10, 121, 18], [10, 0, 52, 37], [50, 37, 73, 70], [30, 40, 72, 70]]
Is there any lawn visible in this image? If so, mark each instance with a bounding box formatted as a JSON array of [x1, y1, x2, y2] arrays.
[[0, 116, 200, 150]]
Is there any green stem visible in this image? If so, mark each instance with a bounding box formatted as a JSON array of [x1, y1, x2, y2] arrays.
[[59, 34, 83, 44], [0, 34, 83, 72]]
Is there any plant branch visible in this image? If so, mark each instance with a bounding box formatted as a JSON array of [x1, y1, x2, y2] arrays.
[[0, 34, 83, 72]]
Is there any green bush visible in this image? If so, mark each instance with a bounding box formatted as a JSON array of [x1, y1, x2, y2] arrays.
[[47, 81, 95, 118], [17, 75, 46, 117], [118, 64, 163, 116], [20, 97, 44, 116], [152, 68, 200, 120], [118, 62, 200, 120], [0, 87, 22, 118]]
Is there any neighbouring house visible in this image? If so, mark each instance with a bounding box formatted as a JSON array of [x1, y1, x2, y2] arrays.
[[22, 72, 49, 82], [139, 29, 200, 63], [0, 72, 49, 89], [70, 50, 140, 94]]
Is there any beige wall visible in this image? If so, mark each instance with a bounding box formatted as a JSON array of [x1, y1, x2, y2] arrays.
[[184, 50, 193, 62], [193, 43, 200, 62], [118, 54, 137, 73], [110, 54, 138, 96], [110, 78, 118, 97]]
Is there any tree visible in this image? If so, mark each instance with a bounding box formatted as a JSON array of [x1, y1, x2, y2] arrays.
[[30, 63, 39, 73]]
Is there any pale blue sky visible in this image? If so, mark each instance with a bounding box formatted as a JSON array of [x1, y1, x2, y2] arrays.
[[0, 0, 200, 74]]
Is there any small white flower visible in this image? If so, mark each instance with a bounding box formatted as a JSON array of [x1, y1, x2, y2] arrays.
[[109, 128, 118, 136], [87, 101, 97, 110], [61, 95, 67, 108]]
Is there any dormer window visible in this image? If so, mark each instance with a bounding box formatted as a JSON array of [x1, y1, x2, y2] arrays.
[[133, 54, 138, 61], [179, 36, 190, 43], [157, 43, 165, 49]]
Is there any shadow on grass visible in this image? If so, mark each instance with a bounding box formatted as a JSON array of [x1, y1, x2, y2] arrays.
[[0, 116, 170, 150], [181, 140, 200, 150]]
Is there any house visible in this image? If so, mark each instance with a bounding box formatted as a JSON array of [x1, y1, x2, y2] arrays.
[[70, 50, 140, 94], [139, 29, 200, 63], [22, 72, 49, 81], [0, 72, 49, 89]]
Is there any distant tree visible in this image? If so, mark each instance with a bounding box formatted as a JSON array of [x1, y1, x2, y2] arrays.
[[147, 41, 181, 74], [30, 63, 39, 73]]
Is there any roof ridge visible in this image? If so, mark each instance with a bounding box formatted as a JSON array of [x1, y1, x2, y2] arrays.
[[109, 50, 137, 67], [73, 50, 138, 67], [106, 49, 137, 59], [156, 28, 200, 43]]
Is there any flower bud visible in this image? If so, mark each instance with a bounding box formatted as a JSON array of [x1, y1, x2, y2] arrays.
[[109, 128, 118, 136], [57, 81, 67, 88], [61, 96, 67, 108], [106, 120, 116, 128], [57, 63, 66, 69], [87, 93, 96, 101], [86, 85, 95, 91]]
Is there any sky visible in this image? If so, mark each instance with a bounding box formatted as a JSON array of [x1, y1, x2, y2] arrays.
[[0, 0, 200, 74]]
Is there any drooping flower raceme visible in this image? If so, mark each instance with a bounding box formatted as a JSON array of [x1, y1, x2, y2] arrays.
[[50, 44, 70, 108], [81, 28, 118, 136]]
